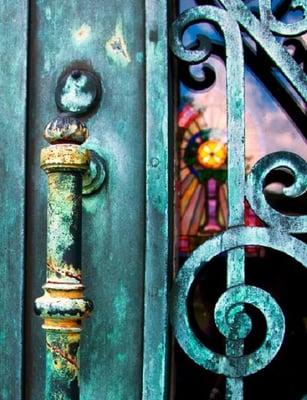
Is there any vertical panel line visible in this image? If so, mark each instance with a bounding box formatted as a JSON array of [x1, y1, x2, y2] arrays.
[[142, 0, 171, 399], [23, 1, 32, 398]]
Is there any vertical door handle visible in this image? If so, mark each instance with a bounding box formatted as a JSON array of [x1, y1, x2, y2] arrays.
[[34, 67, 103, 399], [34, 115, 93, 399]]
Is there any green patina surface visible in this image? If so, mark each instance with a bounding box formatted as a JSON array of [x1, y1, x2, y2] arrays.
[[171, 2, 306, 399], [45, 331, 80, 400], [60, 76, 93, 113], [47, 173, 82, 283], [24, 1, 151, 399], [142, 0, 170, 399], [1, 1, 305, 399], [171, 227, 307, 373], [34, 117, 92, 400], [0, 1, 28, 399], [1, 0, 167, 398]]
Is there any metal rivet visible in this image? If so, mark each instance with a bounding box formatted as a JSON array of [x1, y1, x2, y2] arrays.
[[150, 157, 160, 167]]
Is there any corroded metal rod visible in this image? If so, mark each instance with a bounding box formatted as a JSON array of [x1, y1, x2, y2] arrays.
[[35, 116, 93, 400]]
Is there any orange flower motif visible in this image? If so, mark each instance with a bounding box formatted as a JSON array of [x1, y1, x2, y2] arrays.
[[197, 139, 227, 169]]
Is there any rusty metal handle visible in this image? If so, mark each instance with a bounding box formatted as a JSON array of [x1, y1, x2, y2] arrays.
[[34, 115, 93, 400]]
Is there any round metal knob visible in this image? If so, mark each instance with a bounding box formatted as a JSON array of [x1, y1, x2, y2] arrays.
[[44, 116, 89, 144], [55, 69, 102, 116]]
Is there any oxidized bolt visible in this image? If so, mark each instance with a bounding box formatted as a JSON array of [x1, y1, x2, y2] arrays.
[[150, 157, 160, 167]]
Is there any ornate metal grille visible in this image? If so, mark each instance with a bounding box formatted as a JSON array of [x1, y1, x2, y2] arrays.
[[170, 1, 307, 398]]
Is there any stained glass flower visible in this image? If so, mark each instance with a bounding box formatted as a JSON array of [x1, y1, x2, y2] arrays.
[[197, 139, 227, 169]]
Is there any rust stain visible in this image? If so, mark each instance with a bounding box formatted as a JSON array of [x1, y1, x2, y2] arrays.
[[44, 319, 81, 329], [35, 115, 93, 396], [47, 290, 82, 299], [47, 341, 79, 369], [41, 144, 90, 172], [73, 24, 91, 44], [47, 258, 82, 282]]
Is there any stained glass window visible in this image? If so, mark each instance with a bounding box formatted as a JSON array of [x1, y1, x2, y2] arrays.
[[176, 0, 306, 258]]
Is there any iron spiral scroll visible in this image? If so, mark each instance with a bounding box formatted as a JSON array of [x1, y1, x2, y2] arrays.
[[170, 1, 307, 398]]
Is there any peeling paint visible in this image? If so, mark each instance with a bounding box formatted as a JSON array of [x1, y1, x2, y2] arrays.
[[105, 19, 131, 67], [46, 258, 82, 283]]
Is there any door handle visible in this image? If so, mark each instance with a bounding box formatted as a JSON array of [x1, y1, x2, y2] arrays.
[[34, 115, 93, 399], [34, 67, 104, 399]]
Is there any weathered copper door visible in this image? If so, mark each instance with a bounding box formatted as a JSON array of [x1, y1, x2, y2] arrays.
[[0, 0, 306, 399], [1, 1, 169, 399]]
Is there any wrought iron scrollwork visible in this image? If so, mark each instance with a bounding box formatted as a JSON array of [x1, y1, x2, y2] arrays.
[[171, 226, 307, 375], [179, 60, 216, 91], [171, 1, 306, 398], [246, 151, 307, 233], [176, 33, 217, 91], [258, 0, 307, 36], [283, 38, 306, 72]]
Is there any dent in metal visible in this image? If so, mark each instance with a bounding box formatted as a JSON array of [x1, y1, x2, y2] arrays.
[[106, 19, 131, 66]]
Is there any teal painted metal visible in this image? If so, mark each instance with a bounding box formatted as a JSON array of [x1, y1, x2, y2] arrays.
[[246, 151, 307, 233], [219, 0, 307, 99], [0, 2, 28, 399], [171, 2, 307, 399], [172, 6, 247, 396], [142, 0, 170, 399], [25, 1, 147, 399], [1, 1, 168, 398], [171, 227, 307, 373], [258, 0, 307, 36]]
